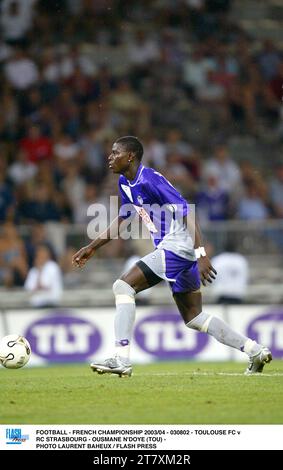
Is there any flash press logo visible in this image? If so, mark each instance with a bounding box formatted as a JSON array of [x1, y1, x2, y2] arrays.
[[6, 428, 29, 445]]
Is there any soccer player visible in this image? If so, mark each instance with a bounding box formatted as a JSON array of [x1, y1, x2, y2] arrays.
[[72, 136, 272, 376]]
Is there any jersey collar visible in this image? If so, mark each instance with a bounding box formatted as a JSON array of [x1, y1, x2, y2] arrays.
[[127, 163, 144, 187]]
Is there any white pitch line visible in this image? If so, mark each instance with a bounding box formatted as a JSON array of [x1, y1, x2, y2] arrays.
[[138, 371, 283, 377], [193, 372, 283, 377]]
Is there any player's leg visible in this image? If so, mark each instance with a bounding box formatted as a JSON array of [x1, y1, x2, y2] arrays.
[[113, 262, 161, 357], [90, 261, 162, 376], [174, 290, 256, 351], [173, 290, 272, 374]]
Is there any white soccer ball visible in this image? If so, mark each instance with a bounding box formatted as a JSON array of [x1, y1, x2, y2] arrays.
[[0, 334, 31, 369]]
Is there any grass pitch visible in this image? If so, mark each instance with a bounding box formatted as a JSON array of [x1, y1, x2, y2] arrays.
[[1, 361, 283, 424]]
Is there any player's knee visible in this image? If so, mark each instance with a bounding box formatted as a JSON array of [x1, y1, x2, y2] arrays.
[[186, 311, 211, 332], [113, 279, 136, 304], [180, 306, 201, 325]]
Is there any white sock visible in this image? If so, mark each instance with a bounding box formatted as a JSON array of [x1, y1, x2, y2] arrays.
[[243, 339, 261, 356], [187, 312, 261, 355], [115, 344, 130, 359]]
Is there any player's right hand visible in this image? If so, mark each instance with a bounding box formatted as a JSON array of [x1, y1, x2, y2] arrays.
[[197, 256, 217, 286], [72, 245, 94, 268]]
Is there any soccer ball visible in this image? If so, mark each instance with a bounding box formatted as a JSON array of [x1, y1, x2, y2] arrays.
[[0, 335, 31, 369]]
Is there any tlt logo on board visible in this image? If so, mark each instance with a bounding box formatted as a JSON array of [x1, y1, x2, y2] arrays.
[[134, 311, 208, 359], [24, 312, 102, 362], [247, 311, 283, 358]]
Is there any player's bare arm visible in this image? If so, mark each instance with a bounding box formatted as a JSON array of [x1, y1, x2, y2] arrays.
[[72, 216, 124, 268]]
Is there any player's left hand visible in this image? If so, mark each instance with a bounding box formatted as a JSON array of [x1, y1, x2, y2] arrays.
[[72, 245, 94, 269], [197, 256, 217, 286]]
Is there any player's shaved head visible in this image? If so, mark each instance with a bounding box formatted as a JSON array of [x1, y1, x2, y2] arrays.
[[115, 136, 143, 161]]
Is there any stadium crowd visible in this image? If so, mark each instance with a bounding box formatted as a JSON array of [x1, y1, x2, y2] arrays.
[[0, 0, 283, 287]]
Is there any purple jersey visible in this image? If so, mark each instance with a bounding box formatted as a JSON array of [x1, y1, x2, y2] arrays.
[[118, 164, 195, 260]]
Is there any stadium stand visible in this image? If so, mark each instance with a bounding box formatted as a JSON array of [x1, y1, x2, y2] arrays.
[[0, 0, 283, 304]]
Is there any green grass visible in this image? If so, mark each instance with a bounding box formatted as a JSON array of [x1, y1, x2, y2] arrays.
[[1, 361, 283, 424]]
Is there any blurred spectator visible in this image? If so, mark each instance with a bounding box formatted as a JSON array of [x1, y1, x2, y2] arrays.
[[1, 90, 18, 129], [4, 47, 38, 89], [197, 69, 226, 103], [237, 183, 269, 221], [0, 166, 14, 221], [269, 164, 283, 218], [80, 128, 107, 180], [128, 29, 160, 90], [183, 45, 215, 97], [25, 223, 55, 267], [257, 39, 282, 81], [269, 61, 283, 102], [8, 150, 37, 185], [143, 133, 166, 169], [0, 222, 28, 287], [67, 0, 83, 15], [128, 30, 160, 67], [60, 245, 82, 288], [0, 39, 12, 62], [61, 160, 86, 212], [21, 87, 42, 119], [24, 243, 63, 307], [159, 30, 183, 67], [204, 143, 241, 194], [20, 125, 53, 164], [165, 129, 192, 157], [163, 152, 195, 196], [90, 64, 117, 101], [210, 241, 249, 304], [1, 0, 37, 45], [73, 183, 97, 224], [110, 79, 144, 114], [54, 134, 81, 169], [17, 184, 63, 223], [195, 172, 229, 222]]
